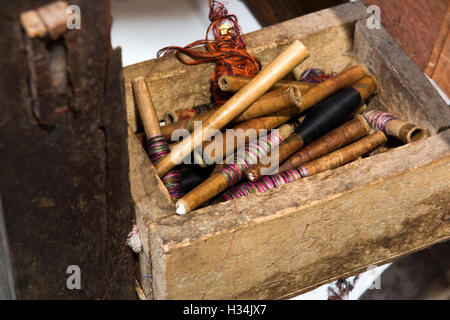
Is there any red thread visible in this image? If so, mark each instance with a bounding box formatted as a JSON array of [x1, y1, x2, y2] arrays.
[[158, 0, 261, 106]]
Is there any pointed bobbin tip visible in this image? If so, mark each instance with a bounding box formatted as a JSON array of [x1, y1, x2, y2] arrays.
[[176, 201, 187, 215]]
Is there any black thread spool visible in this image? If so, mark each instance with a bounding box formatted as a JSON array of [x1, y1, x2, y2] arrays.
[[246, 87, 365, 182], [295, 87, 362, 144]]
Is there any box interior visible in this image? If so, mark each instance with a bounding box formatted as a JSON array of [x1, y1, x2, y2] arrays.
[[125, 14, 440, 212], [123, 1, 450, 299]]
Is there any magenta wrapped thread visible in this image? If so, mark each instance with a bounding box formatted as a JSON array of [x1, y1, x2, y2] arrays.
[[222, 166, 310, 201], [363, 110, 396, 133], [219, 131, 283, 187], [299, 68, 334, 83], [221, 111, 397, 201], [218, 68, 333, 195], [146, 134, 183, 201]]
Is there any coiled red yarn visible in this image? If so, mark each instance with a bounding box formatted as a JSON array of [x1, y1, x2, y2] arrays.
[[157, 0, 261, 106]]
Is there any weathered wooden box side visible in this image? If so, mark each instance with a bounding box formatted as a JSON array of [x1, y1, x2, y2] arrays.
[[124, 1, 450, 300]]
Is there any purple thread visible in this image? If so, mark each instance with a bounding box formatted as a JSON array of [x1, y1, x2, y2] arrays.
[[219, 131, 283, 187], [146, 134, 183, 201], [363, 110, 396, 133], [299, 68, 334, 83], [222, 166, 309, 201]]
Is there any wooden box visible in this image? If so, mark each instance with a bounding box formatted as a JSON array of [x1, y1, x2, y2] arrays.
[[123, 1, 450, 299]]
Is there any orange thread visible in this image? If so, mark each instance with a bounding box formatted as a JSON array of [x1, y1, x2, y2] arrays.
[[158, 0, 261, 106]]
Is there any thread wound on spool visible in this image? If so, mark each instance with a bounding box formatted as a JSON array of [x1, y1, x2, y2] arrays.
[[363, 110, 428, 143], [219, 131, 284, 187], [242, 79, 369, 182], [147, 135, 183, 201], [155, 40, 309, 178], [363, 110, 395, 133], [131, 76, 184, 201], [222, 166, 309, 200], [222, 131, 386, 201], [299, 68, 334, 83], [295, 88, 362, 144], [278, 116, 370, 173]]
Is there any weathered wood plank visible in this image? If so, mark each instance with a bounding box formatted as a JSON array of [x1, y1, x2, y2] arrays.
[[149, 130, 450, 299], [0, 0, 135, 299], [101, 47, 136, 299], [362, 0, 449, 71], [354, 19, 450, 135], [0, 194, 16, 300], [429, 18, 450, 97], [425, 3, 450, 86], [128, 126, 175, 299]]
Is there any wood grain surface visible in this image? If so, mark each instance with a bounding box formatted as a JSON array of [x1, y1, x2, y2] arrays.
[[362, 0, 449, 71], [0, 0, 135, 299]]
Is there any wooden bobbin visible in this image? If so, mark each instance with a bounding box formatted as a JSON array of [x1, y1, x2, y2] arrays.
[[178, 121, 298, 214], [277, 115, 371, 174], [234, 86, 302, 122], [199, 119, 300, 169], [160, 85, 301, 142], [303, 130, 387, 176], [201, 106, 301, 165], [385, 120, 428, 143], [247, 134, 304, 181], [132, 77, 184, 201], [298, 65, 367, 113], [221, 130, 388, 201], [246, 76, 377, 181], [200, 65, 368, 164], [248, 114, 371, 180], [176, 172, 228, 215], [161, 110, 214, 141], [132, 77, 161, 138], [363, 110, 429, 144], [155, 40, 310, 178], [218, 75, 316, 93], [163, 103, 216, 125], [351, 73, 378, 102], [164, 110, 180, 124]]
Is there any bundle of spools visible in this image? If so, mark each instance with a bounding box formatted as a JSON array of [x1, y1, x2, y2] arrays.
[[132, 1, 428, 213]]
